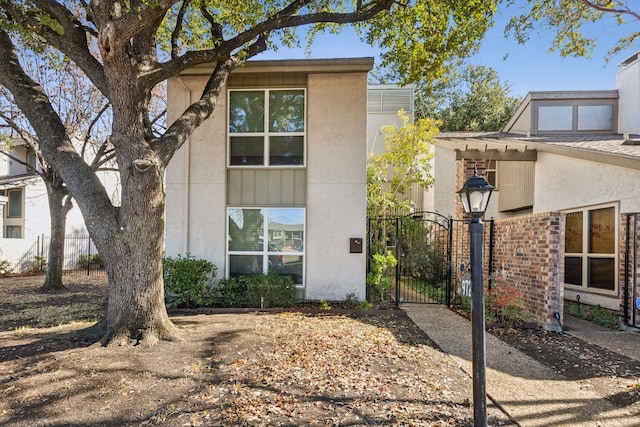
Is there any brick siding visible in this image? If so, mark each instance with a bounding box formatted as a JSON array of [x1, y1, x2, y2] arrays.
[[490, 213, 565, 331]]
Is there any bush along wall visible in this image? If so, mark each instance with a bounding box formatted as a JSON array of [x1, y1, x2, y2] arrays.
[[162, 253, 216, 308], [217, 271, 296, 308]]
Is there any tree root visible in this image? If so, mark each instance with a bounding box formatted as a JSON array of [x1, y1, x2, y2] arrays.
[[100, 321, 183, 348]]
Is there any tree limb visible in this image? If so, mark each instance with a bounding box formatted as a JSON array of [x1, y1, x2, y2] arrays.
[[580, 0, 640, 20], [143, 0, 394, 87], [2, 0, 108, 95], [0, 28, 118, 233]]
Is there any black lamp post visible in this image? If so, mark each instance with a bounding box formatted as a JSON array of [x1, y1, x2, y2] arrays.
[[457, 165, 494, 427]]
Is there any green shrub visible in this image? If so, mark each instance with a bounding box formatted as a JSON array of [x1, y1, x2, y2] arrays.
[[163, 253, 216, 308], [78, 254, 104, 269], [28, 256, 46, 273], [0, 259, 13, 276], [217, 271, 296, 308], [358, 300, 374, 310], [565, 300, 620, 330], [366, 251, 397, 302], [318, 300, 332, 310], [343, 291, 359, 309]]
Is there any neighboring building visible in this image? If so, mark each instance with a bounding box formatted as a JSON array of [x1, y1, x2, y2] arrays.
[[165, 58, 373, 301], [432, 53, 640, 327], [0, 140, 117, 270], [367, 83, 433, 212], [0, 142, 52, 265]]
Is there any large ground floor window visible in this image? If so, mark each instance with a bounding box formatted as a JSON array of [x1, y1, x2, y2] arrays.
[[227, 207, 304, 285], [564, 204, 617, 293]]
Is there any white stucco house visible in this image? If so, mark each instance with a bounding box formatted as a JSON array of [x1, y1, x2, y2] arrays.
[[0, 140, 118, 271], [165, 58, 373, 301], [432, 52, 640, 328]]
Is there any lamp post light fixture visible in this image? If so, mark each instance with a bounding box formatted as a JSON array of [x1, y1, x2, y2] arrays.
[[457, 165, 494, 427]]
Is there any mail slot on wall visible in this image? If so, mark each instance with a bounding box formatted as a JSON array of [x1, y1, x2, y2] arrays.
[[350, 238, 363, 253]]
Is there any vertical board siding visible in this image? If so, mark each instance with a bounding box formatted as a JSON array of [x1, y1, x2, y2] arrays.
[[227, 169, 306, 206], [498, 161, 535, 212]]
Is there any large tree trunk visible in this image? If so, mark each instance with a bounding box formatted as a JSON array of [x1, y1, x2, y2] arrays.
[[94, 147, 180, 347], [40, 178, 72, 291]]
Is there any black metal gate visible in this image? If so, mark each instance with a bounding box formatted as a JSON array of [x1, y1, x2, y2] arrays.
[[624, 214, 640, 329], [367, 212, 493, 306]]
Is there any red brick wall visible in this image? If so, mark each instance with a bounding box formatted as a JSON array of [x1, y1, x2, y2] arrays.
[[619, 213, 640, 327], [491, 213, 565, 331]]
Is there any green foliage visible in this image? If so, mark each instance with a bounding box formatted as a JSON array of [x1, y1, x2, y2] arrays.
[[162, 253, 216, 308], [318, 300, 332, 310], [366, 251, 397, 303], [217, 271, 296, 308], [78, 254, 104, 270], [565, 300, 620, 330], [367, 111, 437, 218], [362, 1, 498, 84], [359, 300, 374, 310], [416, 64, 521, 132], [505, 0, 638, 59], [28, 256, 46, 273], [0, 259, 13, 276], [399, 218, 445, 283], [343, 291, 359, 309]]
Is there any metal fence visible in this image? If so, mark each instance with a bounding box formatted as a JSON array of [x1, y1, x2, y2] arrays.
[[11, 234, 105, 275], [367, 212, 495, 307]]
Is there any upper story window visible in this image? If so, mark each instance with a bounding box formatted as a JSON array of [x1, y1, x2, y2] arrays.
[[228, 89, 305, 167], [7, 188, 22, 218], [26, 151, 37, 172], [536, 101, 615, 134]]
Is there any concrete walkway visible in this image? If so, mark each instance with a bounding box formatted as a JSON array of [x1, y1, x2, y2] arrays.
[[402, 304, 640, 427]]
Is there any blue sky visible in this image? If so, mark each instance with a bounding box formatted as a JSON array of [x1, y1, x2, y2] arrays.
[[257, 4, 636, 99]]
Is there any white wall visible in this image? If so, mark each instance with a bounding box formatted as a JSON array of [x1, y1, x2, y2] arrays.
[[165, 76, 227, 272], [432, 146, 457, 217], [306, 72, 367, 301], [617, 56, 640, 135], [165, 69, 369, 301], [533, 152, 640, 214]]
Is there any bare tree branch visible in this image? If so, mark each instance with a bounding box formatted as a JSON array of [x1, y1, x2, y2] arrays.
[[143, 0, 395, 87], [580, 0, 640, 20]]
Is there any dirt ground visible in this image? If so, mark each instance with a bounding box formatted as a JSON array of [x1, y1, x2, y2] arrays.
[[0, 274, 638, 426]]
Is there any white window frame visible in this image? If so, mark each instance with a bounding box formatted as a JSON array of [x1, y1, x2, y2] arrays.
[[7, 188, 23, 218], [227, 88, 306, 168], [226, 207, 306, 286], [535, 100, 616, 134], [564, 203, 618, 295], [5, 225, 22, 239]]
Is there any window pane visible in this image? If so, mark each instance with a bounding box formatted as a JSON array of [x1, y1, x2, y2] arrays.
[[267, 208, 304, 250], [230, 136, 264, 165], [270, 136, 304, 165], [229, 255, 263, 277], [565, 256, 582, 285], [589, 207, 615, 254], [269, 90, 304, 132], [538, 106, 573, 131], [588, 258, 615, 290], [5, 226, 21, 239], [578, 105, 613, 131], [8, 189, 22, 217], [228, 208, 264, 251], [27, 152, 37, 171], [271, 255, 303, 285], [229, 91, 264, 133], [565, 211, 583, 254]]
